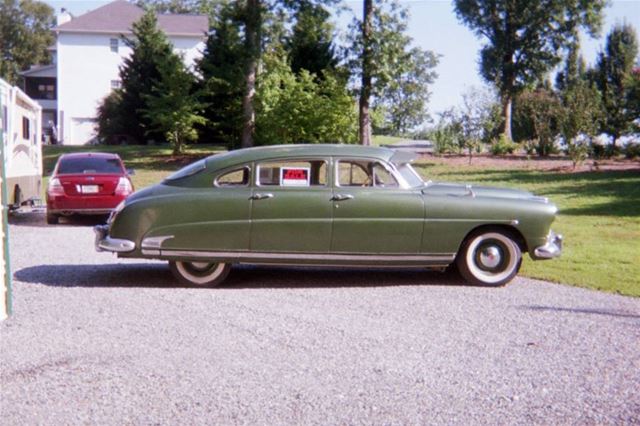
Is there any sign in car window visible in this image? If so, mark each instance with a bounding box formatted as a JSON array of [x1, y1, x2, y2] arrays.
[[280, 167, 310, 187]]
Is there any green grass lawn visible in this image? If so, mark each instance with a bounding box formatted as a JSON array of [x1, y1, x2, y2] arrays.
[[43, 145, 639, 296], [371, 135, 406, 146], [415, 162, 640, 297]]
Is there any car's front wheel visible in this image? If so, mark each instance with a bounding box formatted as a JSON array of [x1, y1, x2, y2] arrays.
[[456, 229, 522, 286], [169, 261, 231, 287]]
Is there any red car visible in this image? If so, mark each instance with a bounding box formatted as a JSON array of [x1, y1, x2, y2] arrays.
[[46, 152, 134, 224]]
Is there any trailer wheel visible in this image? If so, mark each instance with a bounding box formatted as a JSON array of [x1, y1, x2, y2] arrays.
[[13, 185, 22, 208]]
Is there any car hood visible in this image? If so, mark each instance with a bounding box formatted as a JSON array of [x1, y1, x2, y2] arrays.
[[421, 182, 545, 202]]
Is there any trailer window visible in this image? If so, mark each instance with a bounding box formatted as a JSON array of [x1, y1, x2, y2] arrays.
[[22, 117, 30, 140]]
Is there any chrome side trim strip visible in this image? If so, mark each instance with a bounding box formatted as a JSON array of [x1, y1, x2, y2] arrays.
[[157, 250, 456, 263], [141, 235, 174, 249]]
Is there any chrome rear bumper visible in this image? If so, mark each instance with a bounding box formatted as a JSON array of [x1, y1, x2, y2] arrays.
[[534, 231, 563, 259], [94, 225, 135, 253]]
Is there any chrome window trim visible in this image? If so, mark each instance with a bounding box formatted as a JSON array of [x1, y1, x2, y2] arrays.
[[213, 165, 251, 188], [334, 157, 410, 189], [254, 158, 329, 188]]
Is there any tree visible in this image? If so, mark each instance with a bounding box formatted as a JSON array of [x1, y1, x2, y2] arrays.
[[513, 87, 562, 156], [239, 0, 262, 148], [555, 40, 586, 93], [287, 2, 337, 77], [358, 0, 373, 145], [98, 9, 176, 144], [142, 53, 206, 154], [235, 0, 340, 148], [255, 47, 357, 145], [560, 81, 602, 167], [0, 0, 54, 84], [350, 0, 439, 144], [376, 46, 438, 134], [453, 0, 606, 141], [196, 3, 245, 147], [594, 23, 639, 148], [134, 0, 219, 14], [625, 67, 640, 132]]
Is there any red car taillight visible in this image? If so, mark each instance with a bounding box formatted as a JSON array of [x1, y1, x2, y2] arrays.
[[115, 177, 133, 196], [48, 178, 65, 196]]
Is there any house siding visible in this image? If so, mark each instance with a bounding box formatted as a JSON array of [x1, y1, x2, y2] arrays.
[[57, 32, 204, 145]]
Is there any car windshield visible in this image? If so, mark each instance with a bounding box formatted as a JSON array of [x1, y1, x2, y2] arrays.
[[164, 159, 206, 181], [394, 163, 424, 188], [57, 157, 123, 174]]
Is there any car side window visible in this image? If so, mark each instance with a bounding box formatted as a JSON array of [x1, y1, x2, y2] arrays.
[[337, 160, 398, 188], [215, 167, 250, 187], [257, 160, 327, 187]]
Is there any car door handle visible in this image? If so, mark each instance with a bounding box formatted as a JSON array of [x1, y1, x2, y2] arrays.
[[250, 193, 274, 200], [332, 194, 354, 201]]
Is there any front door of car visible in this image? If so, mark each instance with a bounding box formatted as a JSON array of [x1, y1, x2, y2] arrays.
[[250, 159, 333, 253], [330, 159, 424, 254]]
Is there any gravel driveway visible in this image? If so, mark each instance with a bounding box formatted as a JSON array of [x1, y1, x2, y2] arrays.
[[1, 213, 639, 425]]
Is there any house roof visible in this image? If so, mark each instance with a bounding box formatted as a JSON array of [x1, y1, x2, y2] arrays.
[[54, 0, 208, 37], [19, 64, 56, 78]]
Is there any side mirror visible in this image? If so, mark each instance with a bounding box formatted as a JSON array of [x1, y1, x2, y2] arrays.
[[127, 169, 136, 176]]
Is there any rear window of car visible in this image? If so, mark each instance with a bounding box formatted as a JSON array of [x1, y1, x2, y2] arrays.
[[164, 159, 206, 182], [57, 157, 123, 174]]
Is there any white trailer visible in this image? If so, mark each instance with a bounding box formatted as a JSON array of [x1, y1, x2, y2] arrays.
[[0, 78, 43, 209]]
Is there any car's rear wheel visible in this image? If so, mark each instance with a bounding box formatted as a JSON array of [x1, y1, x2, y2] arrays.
[[456, 229, 522, 286], [46, 212, 59, 225], [169, 261, 231, 287]]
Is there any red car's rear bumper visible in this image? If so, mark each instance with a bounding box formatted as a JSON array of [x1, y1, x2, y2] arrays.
[[46, 193, 128, 215]]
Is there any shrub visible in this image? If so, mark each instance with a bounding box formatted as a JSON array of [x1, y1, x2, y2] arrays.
[[624, 142, 640, 159], [490, 134, 518, 156]]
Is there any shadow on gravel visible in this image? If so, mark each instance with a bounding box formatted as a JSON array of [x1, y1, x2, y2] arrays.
[[14, 264, 467, 289], [9, 212, 108, 228], [520, 305, 640, 319]]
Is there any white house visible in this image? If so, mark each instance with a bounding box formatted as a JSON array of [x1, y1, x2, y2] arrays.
[[49, 0, 207, 145]]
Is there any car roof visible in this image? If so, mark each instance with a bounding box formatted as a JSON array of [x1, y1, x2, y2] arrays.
[[58, 152, 122, 160], [205, 144, 405, 170]]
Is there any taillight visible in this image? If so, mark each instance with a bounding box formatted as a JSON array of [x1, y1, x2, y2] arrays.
[[115, 177, 133, 196], [48, 177, 65, 196]]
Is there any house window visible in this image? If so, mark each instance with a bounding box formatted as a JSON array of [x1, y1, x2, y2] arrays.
[[37, 84, 56, 100], [22, 117, 30, 140], [110, 80, 121, 89], [110, 38, 119, 53]]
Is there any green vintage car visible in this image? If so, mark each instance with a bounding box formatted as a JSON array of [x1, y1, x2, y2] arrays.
[[94, 144, 562, 287]]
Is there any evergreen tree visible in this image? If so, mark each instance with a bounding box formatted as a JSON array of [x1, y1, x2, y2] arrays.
[[196, 4, 245, 147], [99, 9, 175, 144], [287, 2, 337, 77], [142, 53, 206, 154], [594, 23, 639, 148], [555, 39, 587, 92]]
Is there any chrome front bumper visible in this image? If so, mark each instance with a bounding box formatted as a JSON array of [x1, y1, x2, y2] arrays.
[[94, 225, 135, 253], [534, 231, 563, 259]]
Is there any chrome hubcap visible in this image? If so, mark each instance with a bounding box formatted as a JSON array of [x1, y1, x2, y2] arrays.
[[190, 262, 211, 270], [479, 246, 501, 269]]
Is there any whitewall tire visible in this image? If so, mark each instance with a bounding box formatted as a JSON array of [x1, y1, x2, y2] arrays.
[[456, 230, 522, 286], [169, 261, 231, 287]]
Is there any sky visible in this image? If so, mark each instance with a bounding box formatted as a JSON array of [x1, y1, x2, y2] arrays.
[[46, 0, 640, 117]]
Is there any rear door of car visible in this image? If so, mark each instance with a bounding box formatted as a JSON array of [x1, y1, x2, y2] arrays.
[[330, 157, 424, 254], [250, 158, 333, 253]]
